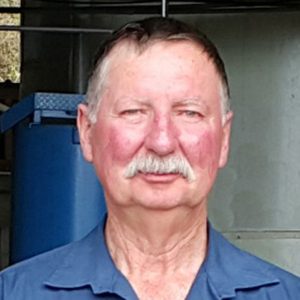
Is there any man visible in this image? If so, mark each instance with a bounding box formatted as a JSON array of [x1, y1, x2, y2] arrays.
[[0, 17, 299, 299]]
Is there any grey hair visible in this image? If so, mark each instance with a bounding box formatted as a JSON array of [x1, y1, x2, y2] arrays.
[[85, 17, 231, 123]]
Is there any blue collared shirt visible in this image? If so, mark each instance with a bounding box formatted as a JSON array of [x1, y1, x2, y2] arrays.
[[1, 217, 300, 299]]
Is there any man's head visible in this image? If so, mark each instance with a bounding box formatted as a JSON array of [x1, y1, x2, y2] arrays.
[[85, 17, 231, 124], [77, 17, 233, 211]]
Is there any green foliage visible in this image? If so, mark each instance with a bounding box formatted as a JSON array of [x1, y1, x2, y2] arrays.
[[0, 0, 21, 82]]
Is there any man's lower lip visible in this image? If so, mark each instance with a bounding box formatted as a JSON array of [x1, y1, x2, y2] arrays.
[[138, 172, 180, 182]]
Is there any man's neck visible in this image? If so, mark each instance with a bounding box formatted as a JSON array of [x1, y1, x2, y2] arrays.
[[105, 205, 208, 300]]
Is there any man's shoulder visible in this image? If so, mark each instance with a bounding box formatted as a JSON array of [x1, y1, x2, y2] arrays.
[[231, 238, 300, 296], [0, 241, 75, 285], [267, 260, 300, 285], [0, 224, 107, 299], [207, 226, 300, 298], [234, 240, 300, 281], [250, 250, 300, 289], [237, 251, 300, 298]]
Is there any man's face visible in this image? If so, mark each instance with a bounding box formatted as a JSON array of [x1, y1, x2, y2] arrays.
[[78, 41, 232, 211]]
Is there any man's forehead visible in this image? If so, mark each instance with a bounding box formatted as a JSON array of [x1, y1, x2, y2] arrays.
[[96, 40, 223, 115]]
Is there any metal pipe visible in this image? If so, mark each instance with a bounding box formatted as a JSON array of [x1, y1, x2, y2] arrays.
[[1, 4, 300, 14], [2, 2, 300, 13], [161, 0, 168, 17], [0, 25, 113, 34], [0, 3, 159, 13]]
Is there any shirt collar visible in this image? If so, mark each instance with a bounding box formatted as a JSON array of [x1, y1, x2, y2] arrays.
[[44, 216, 137, 298], [44, 217, 280, 299], [199, 223, 280, 299]]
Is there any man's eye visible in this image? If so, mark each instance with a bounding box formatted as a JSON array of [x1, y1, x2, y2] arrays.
[[184, 111, 200, 117], [120, 109, 146, 122], [121, 109, 143, 116], [179, 110, 203, 118]]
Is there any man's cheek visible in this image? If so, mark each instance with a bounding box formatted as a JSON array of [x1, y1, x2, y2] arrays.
[[184, 131, 220, 171], [106, 127, 142, 162]]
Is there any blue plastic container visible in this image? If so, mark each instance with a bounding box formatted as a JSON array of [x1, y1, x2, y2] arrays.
[[0, 93, 106, 263]]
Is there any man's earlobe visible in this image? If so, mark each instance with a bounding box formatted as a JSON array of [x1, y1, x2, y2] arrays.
[[77, 104, 94, 162]]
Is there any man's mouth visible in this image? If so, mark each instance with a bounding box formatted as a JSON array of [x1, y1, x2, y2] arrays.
[[137, 171, 181, 183]]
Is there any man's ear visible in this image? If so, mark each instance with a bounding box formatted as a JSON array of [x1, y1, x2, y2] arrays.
[[77, 104, 94, 162], [218, 111, 234, 169]]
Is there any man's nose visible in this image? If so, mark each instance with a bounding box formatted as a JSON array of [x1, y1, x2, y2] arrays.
[[144, 114, 177, 156]]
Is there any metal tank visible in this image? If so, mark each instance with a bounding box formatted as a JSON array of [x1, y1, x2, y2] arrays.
[[0, 93, 106, 263]]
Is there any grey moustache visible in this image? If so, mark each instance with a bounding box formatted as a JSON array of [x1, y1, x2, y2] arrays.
[[124, 155, 196, 182]]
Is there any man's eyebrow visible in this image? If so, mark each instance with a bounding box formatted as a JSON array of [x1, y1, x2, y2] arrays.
[[173, 97, 210, 110], [112, 98, 151, 110], [115, 97, 150, 104]]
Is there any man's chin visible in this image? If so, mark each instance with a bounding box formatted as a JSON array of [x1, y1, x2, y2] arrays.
[[130, 190, 192, 211]]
